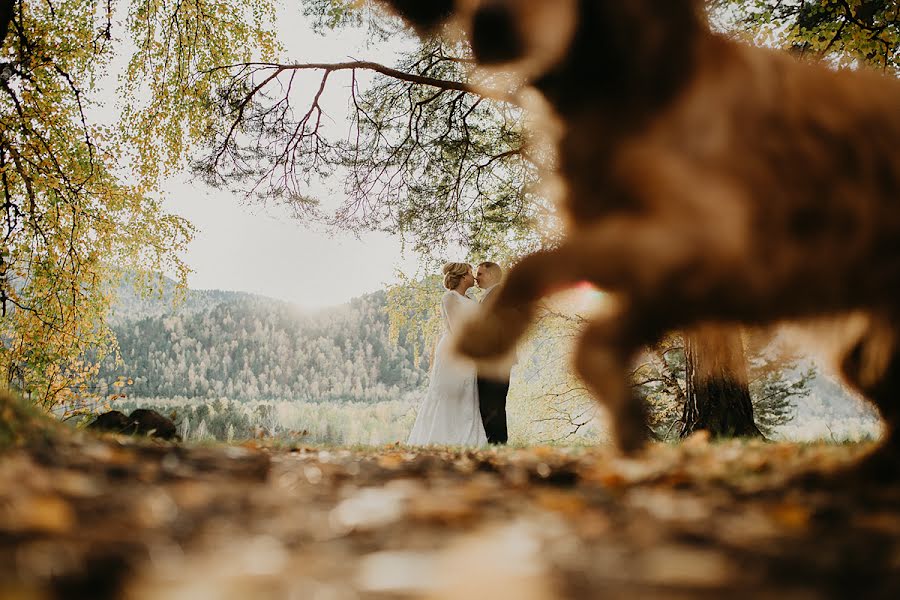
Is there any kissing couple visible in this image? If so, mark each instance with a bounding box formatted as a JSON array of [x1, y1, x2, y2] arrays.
[[407, 261, 515, 447]]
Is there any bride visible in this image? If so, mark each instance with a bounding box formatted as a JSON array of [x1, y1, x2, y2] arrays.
[[407, 262, 488, 446]]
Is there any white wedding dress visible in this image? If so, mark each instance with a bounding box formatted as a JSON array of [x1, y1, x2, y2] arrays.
[[407, 290, 488, 446]]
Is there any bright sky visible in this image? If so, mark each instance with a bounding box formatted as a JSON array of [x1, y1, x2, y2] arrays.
[[161, 176, 419, 309], [142, 5, 425, 309]]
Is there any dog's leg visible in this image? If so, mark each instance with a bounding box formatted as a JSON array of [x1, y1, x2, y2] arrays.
[[456, 246, 586, 362], [458, 244, 662, 454], [573, 305, 661, 453], [839, 318, 900, 480], [456, 212, 718, 361]]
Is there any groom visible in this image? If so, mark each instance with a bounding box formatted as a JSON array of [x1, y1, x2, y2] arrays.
[[474, 261, 514, 444]]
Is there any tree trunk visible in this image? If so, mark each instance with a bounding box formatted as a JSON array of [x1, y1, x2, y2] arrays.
[[680, 326, 763, 439]]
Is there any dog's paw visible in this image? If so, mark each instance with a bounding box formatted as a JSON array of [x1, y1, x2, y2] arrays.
[[476, 352, 518, 381], [849, 445, 900, 483], [789, 444, 900, 491], [454, 316, 511, 360], [454, 314, 520, 365], [612, 399, 650, 455], [615, 424, 648, 456]]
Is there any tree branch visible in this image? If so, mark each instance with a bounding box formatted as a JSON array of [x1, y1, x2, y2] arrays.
[[207, 60, 520, 106]]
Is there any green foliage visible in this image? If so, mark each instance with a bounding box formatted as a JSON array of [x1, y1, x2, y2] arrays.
[[121, 0, 281, 186], [386, 273, 444, 369], [302, 0, 369, 32], [0, 0, 284, 410], [714, 0, 900, 73], [745, 331, 817, 436], [0, 0, 197, 408]]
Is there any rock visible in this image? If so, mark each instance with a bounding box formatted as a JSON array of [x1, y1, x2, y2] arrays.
[[88, 410, 180, 441], [128, 410, 180, 441], [87, 411, 131, 434]]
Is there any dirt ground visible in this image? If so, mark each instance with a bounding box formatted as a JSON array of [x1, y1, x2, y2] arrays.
[[1, 431, 899, 600]]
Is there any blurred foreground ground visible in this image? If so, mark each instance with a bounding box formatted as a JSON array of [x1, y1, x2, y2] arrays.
[[1, 434, 898, 599]]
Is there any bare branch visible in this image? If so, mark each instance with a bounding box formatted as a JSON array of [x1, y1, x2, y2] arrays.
[[205, 59, 520, 105]]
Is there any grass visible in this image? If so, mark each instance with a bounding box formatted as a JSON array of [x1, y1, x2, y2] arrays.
[[0, 392, 64, 450]]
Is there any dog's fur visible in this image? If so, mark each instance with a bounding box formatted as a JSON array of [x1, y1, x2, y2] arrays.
[[379, 0, 900, 468]]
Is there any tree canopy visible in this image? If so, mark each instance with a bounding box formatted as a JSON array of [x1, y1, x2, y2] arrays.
[[715, 0, 900, 73]]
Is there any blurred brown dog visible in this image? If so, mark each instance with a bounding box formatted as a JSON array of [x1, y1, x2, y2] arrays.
[[378, 0, 900, 468]]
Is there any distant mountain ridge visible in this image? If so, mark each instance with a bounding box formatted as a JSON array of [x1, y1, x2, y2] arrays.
[[108, 273, 297, 326]]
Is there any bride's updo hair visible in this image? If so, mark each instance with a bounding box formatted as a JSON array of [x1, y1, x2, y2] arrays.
[[442, 262, 470, 290]]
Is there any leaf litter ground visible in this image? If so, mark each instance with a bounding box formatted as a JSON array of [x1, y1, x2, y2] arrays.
[[1, 432, 898, 599]]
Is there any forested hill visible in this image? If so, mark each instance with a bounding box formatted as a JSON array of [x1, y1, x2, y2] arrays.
[[97, 280, 430, 403]]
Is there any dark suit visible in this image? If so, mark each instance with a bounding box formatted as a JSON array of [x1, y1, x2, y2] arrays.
[[477, 285, 511, 444]]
